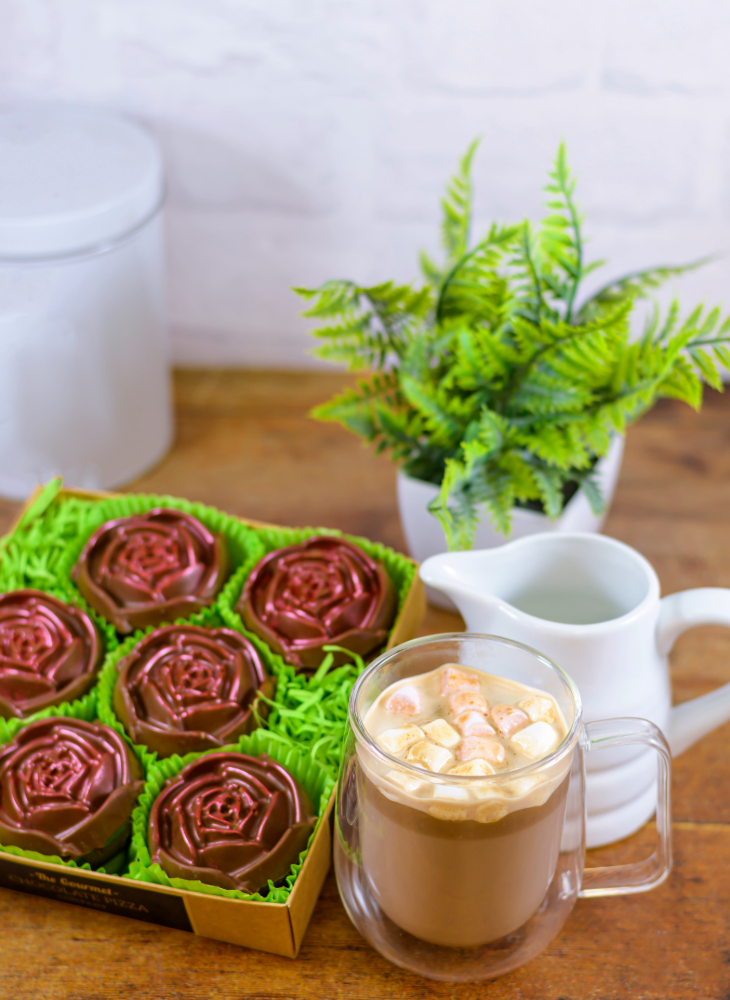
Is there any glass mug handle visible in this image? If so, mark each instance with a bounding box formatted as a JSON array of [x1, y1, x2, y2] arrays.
[[579, 718, 672, 897]]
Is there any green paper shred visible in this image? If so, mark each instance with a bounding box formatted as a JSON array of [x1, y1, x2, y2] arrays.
[[0, 496, 104, 594], [14, 478, 63, 530], [258, 646, 366, 778]]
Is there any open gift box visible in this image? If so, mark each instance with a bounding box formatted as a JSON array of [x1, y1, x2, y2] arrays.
[[0, 483, 426, 957]]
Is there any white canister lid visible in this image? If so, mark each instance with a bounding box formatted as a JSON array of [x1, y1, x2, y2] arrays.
[[0, 104, 163, 259]]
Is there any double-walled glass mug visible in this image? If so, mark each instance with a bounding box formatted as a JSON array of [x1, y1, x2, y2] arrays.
[[334, 634, 672, 982]]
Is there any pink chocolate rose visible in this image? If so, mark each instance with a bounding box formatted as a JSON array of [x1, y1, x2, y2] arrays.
[[238, 536, 397, 670]]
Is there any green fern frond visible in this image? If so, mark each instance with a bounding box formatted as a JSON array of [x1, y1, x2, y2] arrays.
[[656, 356, 703, 409], [540, 141, 583, 321], [572, 468, 606, 516], [296, 279, 359, 318], [400, 375, 463, 447], [419, 249, 442, 289], [441, 138, 480, 266], [530, 464, 565, 518], [436, 223, 519, 324], [575, 258, 713, 324], [510, 222, 545, 324]]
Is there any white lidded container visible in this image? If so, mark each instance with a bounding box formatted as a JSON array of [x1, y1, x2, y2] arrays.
[[0, 103, 172, 498]]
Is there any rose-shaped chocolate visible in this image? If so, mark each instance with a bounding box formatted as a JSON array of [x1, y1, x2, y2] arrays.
[[0, 717, 143, 866], [149, 752, 316, 892], [0, 590, 103, 720], [114, 625, 274, 757], [238, 536, 397, 670], [72, 508, 229, 633]]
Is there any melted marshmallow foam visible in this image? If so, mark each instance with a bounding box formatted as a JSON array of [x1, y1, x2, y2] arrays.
[[361, 663, 571, 822]]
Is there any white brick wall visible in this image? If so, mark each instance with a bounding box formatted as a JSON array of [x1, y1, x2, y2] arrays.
[[2, 0, 730, 368]]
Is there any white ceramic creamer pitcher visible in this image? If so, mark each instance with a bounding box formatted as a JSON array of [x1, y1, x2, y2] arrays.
[[420, 532, 730, 847]]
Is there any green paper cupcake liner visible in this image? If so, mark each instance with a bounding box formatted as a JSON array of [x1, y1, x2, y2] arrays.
[[0, 843, 127, 876], [216, 523, 416, 663], [0, 696, 130, 875], [0, 686, 99, 746], [54, 491, 266, 609], [0, 584, 118, 733], [125, 728, 335, 904], [93, 604, 272, 767]]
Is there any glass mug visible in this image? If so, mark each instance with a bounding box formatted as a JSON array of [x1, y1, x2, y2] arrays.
[[334, 634, 672, 982]]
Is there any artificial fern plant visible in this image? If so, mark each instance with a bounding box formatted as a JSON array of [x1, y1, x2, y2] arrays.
[[296, 142, 730, 550]]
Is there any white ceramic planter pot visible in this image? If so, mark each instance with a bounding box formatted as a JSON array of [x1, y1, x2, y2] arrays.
[[398, 435, 625, 609]]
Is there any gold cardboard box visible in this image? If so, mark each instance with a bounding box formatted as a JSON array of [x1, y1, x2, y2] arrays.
[[0, 486, 426, 957]]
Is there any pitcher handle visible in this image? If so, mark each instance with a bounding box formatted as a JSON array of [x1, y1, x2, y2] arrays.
[[658, 588, 730, 756], [579, 718, 672, 898]]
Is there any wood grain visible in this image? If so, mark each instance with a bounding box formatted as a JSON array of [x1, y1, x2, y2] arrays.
[[1, 371, 729, 998]]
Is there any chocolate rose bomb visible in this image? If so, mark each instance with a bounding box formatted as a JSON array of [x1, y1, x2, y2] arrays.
[[0, 590, 103, 719], [114, 625, 274, 757], [72, 508, 229, 633], [149, 752, 316, 892], [238, 536, 397, 670], [0, 717, 143, 866]]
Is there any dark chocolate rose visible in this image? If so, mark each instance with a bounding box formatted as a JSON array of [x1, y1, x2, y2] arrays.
[[0, 590, 103, 719], [238, 536, 397, 670], [149, 752, 316, 892], [72, 508, 229, 633], [114, 625, 274, 757], [0, 717, 143, 866]]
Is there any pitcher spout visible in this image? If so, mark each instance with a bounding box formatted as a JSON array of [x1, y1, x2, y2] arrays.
[[419, 550, 508, 628]]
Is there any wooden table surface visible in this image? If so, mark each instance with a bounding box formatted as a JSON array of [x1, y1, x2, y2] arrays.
[[1, 370, 730, 999]]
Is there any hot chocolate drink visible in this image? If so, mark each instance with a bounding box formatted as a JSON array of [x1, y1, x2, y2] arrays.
[[359, 663, 572, 947]]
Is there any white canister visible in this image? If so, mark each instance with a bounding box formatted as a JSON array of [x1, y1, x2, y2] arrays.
[[0, 104, 172, 498]]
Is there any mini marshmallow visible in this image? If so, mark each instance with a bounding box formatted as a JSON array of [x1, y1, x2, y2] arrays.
[[449, 758, 495, 777], [422, 718, 460, 748], [434, 784, 471, 802], [527, 783, 553, 808], [378, 725, 424, 755], [455, 710, 496, 737], [386, 769, 424, 794], [518, 695, 557, 724], [455, 736, 506, 765], [491, 704, 529, 736], [385, 685, 423, 717], [502, 774, 541, 797], [406, 740, 453, 772], [439, 665, 481, 696], [428, 803, 469, 821], [510, 721, 558, 759], [476, 800, 509, 824], [449, 690, 488, 716]]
